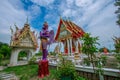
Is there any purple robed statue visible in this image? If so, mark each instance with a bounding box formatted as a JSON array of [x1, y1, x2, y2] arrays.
[[38, 22, 54, 78]]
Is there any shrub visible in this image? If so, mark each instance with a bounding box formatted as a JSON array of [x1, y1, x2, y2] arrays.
[[28, 56, 36, 64], [57, 57, 76, 79]]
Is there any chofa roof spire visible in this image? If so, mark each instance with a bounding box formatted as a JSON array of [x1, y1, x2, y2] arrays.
[[24, 16, 30, 27]]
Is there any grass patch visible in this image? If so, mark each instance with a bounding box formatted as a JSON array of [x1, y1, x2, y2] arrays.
[[0, 64, 58, 80], [1, 64, 38, 80]]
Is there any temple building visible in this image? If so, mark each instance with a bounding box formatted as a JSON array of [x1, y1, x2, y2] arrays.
[[9, 21, 38, 66], [54, 18, 85, 55], [10, 24, 37, 48]]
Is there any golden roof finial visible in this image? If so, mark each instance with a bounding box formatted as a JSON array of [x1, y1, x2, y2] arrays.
[[10, 26, 14, 34], [14, 23, 19, 30]]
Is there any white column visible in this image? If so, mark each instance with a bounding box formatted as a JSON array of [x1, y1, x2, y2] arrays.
[[70, 38, 72, 55], [76, 39, 79, 53], [67, 39, 70, 55], [10, 49, 19, 66], [59, 42, 61, 53]]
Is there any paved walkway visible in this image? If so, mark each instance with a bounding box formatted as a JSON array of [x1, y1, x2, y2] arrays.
[[0, 73, 18, 80]]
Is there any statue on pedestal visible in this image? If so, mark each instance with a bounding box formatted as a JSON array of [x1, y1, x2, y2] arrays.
[[38, 22, 54, 78]]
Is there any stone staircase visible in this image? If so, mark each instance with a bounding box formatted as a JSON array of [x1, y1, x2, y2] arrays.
[[0, 73, 18, 80]]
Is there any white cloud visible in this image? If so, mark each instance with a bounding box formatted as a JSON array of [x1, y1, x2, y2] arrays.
[[57, 0, 119, 49], [30, 0, 54, 7], [75, 0, 93, 7], [0, 0, 119, 51], [28, 4, 41, 19], [0, 0, 28, 44], [81, 0, 120, 49]]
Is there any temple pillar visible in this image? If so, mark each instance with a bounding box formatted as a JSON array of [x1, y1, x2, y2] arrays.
[[67, 39, 70, 55], [76, 38, 79, 53], [58, 42, 61, 53], [70, 38, 72, 56]]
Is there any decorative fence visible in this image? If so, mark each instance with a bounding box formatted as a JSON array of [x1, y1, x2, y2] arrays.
[[76, 65, 120, 80], [49, 63, 120, 80]]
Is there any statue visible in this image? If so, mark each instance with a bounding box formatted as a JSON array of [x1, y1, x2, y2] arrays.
[[38, 22, 54, 78]]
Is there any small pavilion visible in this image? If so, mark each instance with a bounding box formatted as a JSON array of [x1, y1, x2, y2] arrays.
[[54, 18, 85, 55], [9, 21, 38, 66]]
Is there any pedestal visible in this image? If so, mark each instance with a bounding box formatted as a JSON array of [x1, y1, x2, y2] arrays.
[[38, 60, 49, 78]]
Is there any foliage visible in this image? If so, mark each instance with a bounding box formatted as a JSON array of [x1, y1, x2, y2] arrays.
[[0, 53, 4, 65], [18, 51, 27, 57], [0, 42, 11, 59], [115, 53, 120, 63], [74, 75, 87, 80], [115, 43, 120, 53], [80, 33, 107, 80], [28, 56, 37, 64], [115, 53, 120, 69], [81, 33, 99, 55], [18, 51, 27, 60], [57, 57, 76, 79], [114, 0, 120, 26], [20, 74, 29, 80], [1, 64, 75, 80], [83, 58, 90, 66], [49, 52, 56, 56], [80, 33, 99, 69], [113, 37, 120, 53], [35, 51, 42, 56], [100, 55, 107, 66], [1, 64, 38, 80], [56, 56, 87, 80], [95, 55, 107, 75]]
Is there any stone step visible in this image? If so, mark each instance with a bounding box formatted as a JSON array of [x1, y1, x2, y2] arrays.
[[0, 73, 18, 80]]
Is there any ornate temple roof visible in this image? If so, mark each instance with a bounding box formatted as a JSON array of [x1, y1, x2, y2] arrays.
[[55, 18, 85, 41], [10, 23, 38, 49]]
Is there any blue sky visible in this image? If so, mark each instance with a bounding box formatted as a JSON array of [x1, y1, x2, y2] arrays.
[[0, 0, 120, 51]]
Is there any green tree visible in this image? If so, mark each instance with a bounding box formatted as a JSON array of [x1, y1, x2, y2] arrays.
[[0, 43, 11, 59], [18, 51, 27, 57], [115, 0, 120, 26], [0, 53, 4, 65], [80, 33, 99, 69], [80, 33, 104, 80], [113, 37, 120, 53], [35, 51, 42, 56]]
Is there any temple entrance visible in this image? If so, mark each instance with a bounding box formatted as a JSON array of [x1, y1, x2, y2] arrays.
[[10, 48, 34, 66], [17, 50, 32, 65], [18, 51, 27, 61], [9, 21, 38, 66], [18, 50, 32, 61]]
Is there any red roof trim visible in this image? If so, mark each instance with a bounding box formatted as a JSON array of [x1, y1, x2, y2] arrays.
[[54, 19, 62, 40], [55, 18, 85, 40]]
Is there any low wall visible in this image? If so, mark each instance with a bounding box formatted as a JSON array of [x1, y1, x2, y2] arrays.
[[49, 63, 120, 80]]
